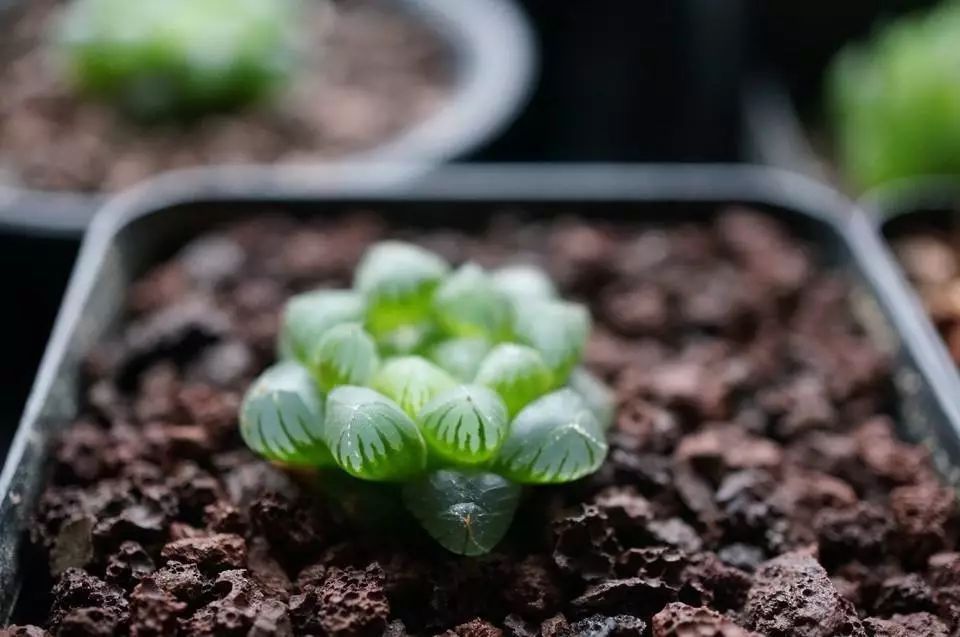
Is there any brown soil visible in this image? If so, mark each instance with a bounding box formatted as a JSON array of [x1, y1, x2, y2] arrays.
[[0, 0, 452, 193], [893, 227, 960, 369], [6, 209, 960, 636]]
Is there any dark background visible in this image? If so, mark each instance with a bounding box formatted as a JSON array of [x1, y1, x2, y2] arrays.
[[0, 0, 940, 449], [482, 0, 745, 162], [747, 0, 936, 117]]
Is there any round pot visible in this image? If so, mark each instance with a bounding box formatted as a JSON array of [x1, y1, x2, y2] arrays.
[[0, 0, 537, 237]]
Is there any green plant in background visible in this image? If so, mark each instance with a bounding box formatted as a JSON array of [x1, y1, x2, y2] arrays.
[[827, 1, 960, 189], [240, 241, 613, 555], [55, 0, 305, 120]]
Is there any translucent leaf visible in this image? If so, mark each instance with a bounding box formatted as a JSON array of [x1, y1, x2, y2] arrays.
[[239, 362, 332, 466], [324, 386, 427, 481], [568, 367, 616, 431], [513, 300, 591, 384], [354, 241, 449, 335], [403, 470, 521, 556], [433, 263, 513, 340], [279, 289, 365, 362], [377, 322, 438, 358], [307, 323, 379, 392], [427, 337, 491, 381], [494, 389, 608, 484], [474, 344, 554, 416], [492, 264, 556, 304], [370, 356, 457, 419], [418, 385, 509, 464]]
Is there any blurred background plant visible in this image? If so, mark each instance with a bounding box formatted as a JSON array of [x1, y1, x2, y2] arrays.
[[55, 0, 307, 120], [745, 0, 960, 192], [827, 1, 960, 189]]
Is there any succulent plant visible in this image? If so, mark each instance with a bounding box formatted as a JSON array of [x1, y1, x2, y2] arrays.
[[55, 0, 305, 120], [240, 240, 612, 555], [827, 2, 960, 189]]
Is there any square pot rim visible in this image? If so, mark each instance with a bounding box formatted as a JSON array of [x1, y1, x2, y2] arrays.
[[4, 162, 960, 622]]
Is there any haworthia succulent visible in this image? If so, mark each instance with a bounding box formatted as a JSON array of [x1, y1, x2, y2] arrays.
[[491, 263, 556, 304], [494, 389, 607, 484], [427, 337, 492, 381], [403, 470, 521, 556], [279, 289, 365, 362], [307, 322, 379, 392], [370, 356, 457, 419], [474, 343, 554, 416], [241, 238, 617, 557], [355, 241, 449, 335], [240, 361, 332, 467], [57, 0, 303, 119], [568, 367, 616, 431], [418, 385, 509, 465], [323, 386, 427, 481], [376, 322, 437, 358], [433, 263, 513, 340], [513, 300, 590, 384]]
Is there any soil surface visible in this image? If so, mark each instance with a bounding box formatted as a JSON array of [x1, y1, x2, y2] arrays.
[[6, 209, 960, 636], [0, 0, 451, 193], [894, 228, 960, 370]]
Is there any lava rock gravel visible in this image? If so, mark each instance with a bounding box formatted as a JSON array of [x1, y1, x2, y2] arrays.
[[4, 209, 958, 636]]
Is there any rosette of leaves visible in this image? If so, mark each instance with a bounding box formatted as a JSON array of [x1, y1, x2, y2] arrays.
[[55, 0, 306, 120], [240, 240, 613, 555]]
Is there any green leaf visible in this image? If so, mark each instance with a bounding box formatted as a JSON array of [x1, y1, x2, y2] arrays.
[[418, 385, 509, 465], [825, 2, 960, 188], [494, 389, 608, 484], [324, 386, 427, 481], [403, 470, 521, 556], [474, 344, 554, 416], [307, 323, 379, 392], [427, 338, 491, 381], [568, 367, 616, 431], [370, 356, 457, 419], [279, 289, 365, 362], [355, 241, 449, 335], [433, 263, 513, 340], [239, 362, 332, 467], [513, 300, 590, 384], [56, 0, 303, 120], [376, 322, 438, 358], [492, 264, 556, 304]]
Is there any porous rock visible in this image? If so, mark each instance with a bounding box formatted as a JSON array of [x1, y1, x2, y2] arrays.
[[745, 550, 866, 636]]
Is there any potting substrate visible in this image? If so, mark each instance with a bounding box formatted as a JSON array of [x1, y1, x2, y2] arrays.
[[4, 202, 960, 636], [886, 207, 960, 371], [0, 0, 452, 193]]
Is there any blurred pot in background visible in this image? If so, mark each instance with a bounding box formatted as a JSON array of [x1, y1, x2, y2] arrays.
[[0, 0, 535, 228]]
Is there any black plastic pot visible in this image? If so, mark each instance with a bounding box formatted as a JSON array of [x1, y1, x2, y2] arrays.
[[0, 0, 537, 236], [741, 76, 831, 184], [861, 177, 960, 232], [852, 178, 960, 414], [2, 164, 960, 621]]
